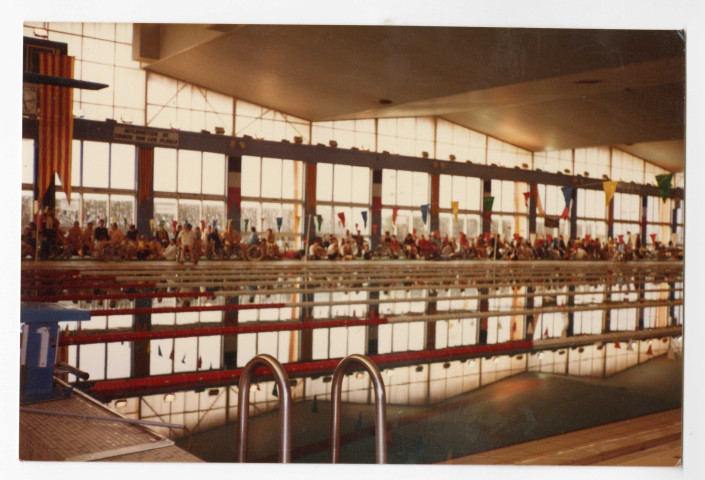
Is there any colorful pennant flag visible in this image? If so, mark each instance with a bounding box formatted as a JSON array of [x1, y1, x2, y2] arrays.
[[361, 211, 368, 228], [197, 356, 202, 369], [244, 219, 249, 232], [227, 186, 241, 213], [603, 181, 618, 206], [618, 234, 624, 245], [276, 217, 283, 231], [392, 207, 400, 225], [315, 214, 322, 231], [149, 219, 154, 231], [451, 201, 459, 222], [172, 220, 178, 231], [560, 186, 573, 219], [650, 233, 657, 244], [227, 218, 232, 230], [337, 212, 346, 228], [200, 220, 206, 231], [655, 173, 673, 203], [38, 52, 75, 201]]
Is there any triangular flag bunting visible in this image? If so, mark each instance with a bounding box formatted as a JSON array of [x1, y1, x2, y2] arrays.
[[315, 214, 322, 231], [244, 219, 249, 232], [650, 233, 657, 244], [646, 344, 653, 356], [181, 354, 186, 364], [197, 356, 202, 369], [361, 210, 368, 228], [544, 327, 549, 338], [276, 217, 283, 232], [337, 212, 346, 228], [392, 207, 400, 225], [169, 348, 174, 360], [615, 340, 621, 349], [272, 383, 279, 397], [158, 345, 163, 356]]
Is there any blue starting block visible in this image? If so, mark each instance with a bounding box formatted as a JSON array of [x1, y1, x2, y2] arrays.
[[20, 302, 90, 404]]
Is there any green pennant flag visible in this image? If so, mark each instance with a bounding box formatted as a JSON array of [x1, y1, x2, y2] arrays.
[[483, 196, 494, 219], [244, 218, 249, 231], [316, 214, 323, 231], [655, 173, 673, 203]]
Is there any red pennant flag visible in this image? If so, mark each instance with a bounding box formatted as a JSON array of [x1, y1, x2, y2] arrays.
[[197, 356, 202, 369], [615, 340, 621, 349], [650, 233, 657, 244], [200, 220, 206, 231], [523, 191, 532, 207], [413, 228, 417, 236], [513, 233, 520, 242], [512, 321, 517, 332], [560, 206, 570, 219], [546, 234, 553, 244], [337, 212, 346, 227], [169, 347, 174, 360], [618, 234, 624, 245], [544, 328, 549, 338], [172, 220, 178, 231], [138, 148, 154, 205], [392, 207, 400, 225], [646, 345, 653, 356]]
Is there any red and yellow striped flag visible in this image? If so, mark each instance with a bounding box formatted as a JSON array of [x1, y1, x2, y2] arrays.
[[38, 52, 75, 201]]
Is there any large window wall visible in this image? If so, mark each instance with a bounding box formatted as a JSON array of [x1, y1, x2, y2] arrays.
[[21, 23, 683, 248]]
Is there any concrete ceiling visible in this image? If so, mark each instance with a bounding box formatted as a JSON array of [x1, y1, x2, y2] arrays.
[[134, 24, 685, 172]]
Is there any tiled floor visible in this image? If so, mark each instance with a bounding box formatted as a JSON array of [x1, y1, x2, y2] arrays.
[[442, 408, 681, 466], [19, 386, 201, 462]]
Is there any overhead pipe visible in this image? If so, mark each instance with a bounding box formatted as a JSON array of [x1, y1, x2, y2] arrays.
[[237, 354, 292, 463], [330, 354, 387, 464]]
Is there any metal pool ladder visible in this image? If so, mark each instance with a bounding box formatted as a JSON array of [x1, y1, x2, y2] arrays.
[[330, 354, 388, 464], [236, 354, 292, 463]]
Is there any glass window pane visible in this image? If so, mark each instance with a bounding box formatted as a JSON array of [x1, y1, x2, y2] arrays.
[[22, 139, 34, 184], [178, 199, 201, 226], [333, 164, 352, 203], [241, 156, 261, 197], [153, 148, 177, 192], [110, 143, 135, 190], [261, 158, 282, 199], [316, 163, 333, 202], [382, 169, 396, 205], [202, 152, 225, 195], [178, 150, 201, 194], [110, 194, 135, 228], [82, 141, 109, 188]]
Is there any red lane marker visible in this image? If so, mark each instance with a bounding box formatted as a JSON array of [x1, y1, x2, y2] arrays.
[[62, 317, 387, 345], [87, 340, 533, 398]]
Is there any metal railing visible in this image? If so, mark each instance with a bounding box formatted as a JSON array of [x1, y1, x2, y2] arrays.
[[236, 354, 292, 463], [330, 354, 388, 464]]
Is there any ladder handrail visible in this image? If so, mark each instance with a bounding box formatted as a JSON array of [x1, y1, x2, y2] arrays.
[[236, 354, 292, 463], [330, 354, 388, 464]]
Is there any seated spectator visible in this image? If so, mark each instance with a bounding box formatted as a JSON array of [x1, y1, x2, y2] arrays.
[[327, 236, 340, 260], [341, 239, 354, 261], [403, 233, 418, 259], [148, 236, 165, 260], [136, 235, 151, 260], [81, 222, 95, 257], [309, 237, 325, 259], [66, 221, 83, 256], [163, 239, 178, 261]]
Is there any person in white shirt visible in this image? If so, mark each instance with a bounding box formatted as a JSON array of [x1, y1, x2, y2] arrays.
[[177, 223, 196, 263]]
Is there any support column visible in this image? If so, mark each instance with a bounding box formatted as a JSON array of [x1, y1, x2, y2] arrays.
[[222, 296, 239, 369], [528, 183, 537, 234], [132, 297, 151, 377], [569, 187, 578, 240], [303, 162, 317, 246], [226, 155, 242, 231], [482, 179, 492, 234], [136, 147, 154, 239], [607, 196, 615, 239], [430, 174, 440, 236], [425, 290, 437, 350], [371, 169, 382, 250], [367, 290, 380, 355], [640, 195, 648, 246]]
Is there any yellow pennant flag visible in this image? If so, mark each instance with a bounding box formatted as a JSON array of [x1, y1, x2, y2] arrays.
[[450, 201, 459, 222], [603, 181, 618, 206]]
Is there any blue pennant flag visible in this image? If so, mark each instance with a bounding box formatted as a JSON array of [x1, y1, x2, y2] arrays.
[[561, 186, 574, 209], [276, 217, 283, 231], [361, 211, 368, 228], [421, 204, 430, 224]]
